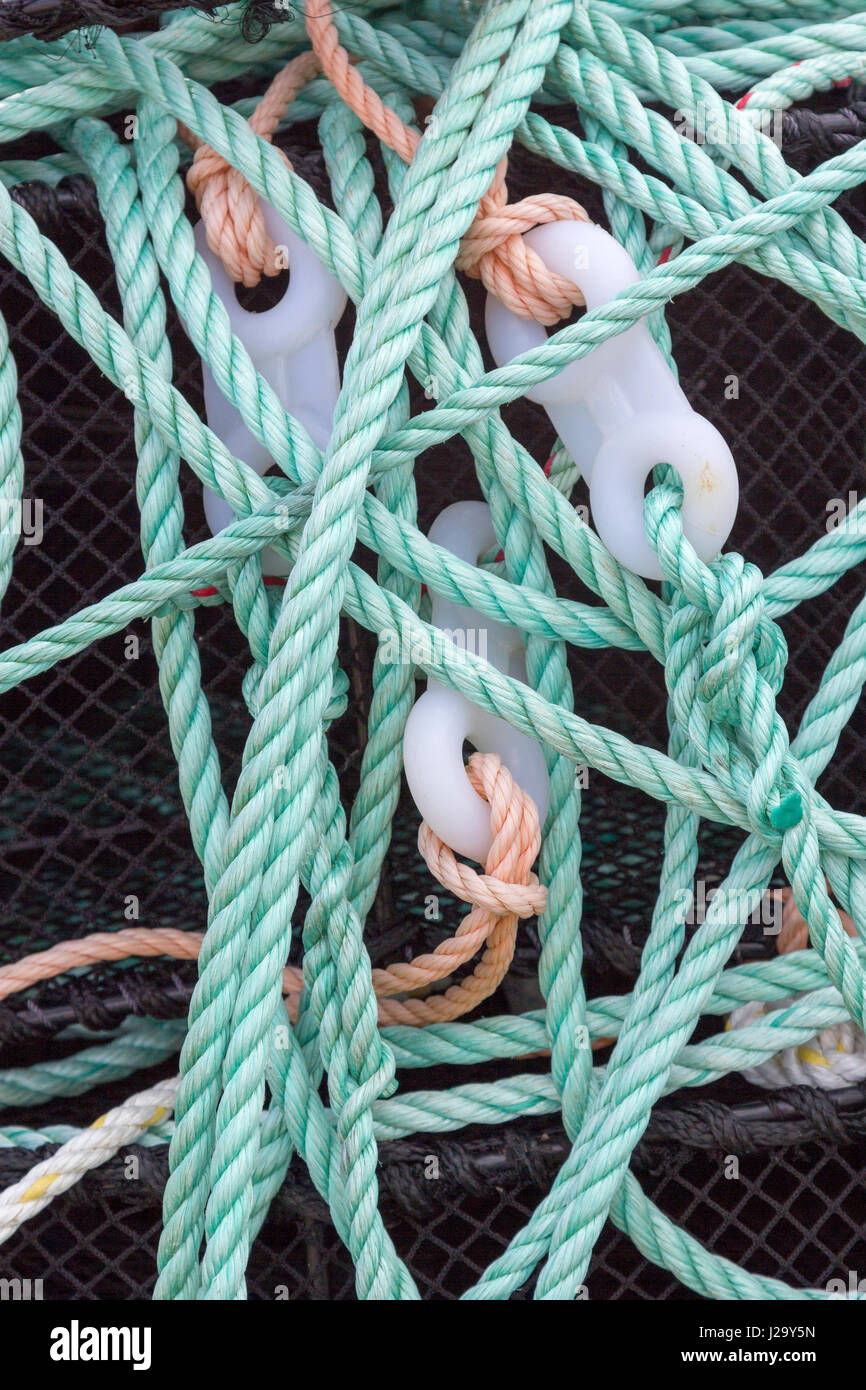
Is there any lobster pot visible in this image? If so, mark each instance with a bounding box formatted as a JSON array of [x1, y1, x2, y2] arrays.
[[1, 3, 865, 1300]]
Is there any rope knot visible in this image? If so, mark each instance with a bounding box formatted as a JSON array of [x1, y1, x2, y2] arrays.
[[654, 496, 801, 841], [419, 752, 547, 914], [384, 752, 547, 1026], [693, 553, 800, 837], [455, 162, 590, 325], [698, 553, 784, 720], [304, 0, 587, 325], [185, 50, 321, 287]]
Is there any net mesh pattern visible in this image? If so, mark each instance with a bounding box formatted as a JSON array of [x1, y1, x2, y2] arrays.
[[4, 1121, 866, 1300], [0, 65, 865, 1298]]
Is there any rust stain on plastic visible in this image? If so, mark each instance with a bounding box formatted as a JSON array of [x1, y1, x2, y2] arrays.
[[699, 460, 716, 495]]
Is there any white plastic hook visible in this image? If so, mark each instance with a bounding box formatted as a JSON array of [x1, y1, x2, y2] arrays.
[[484, 220, 738, 580], [193, 202, 347, 574], [402, 501, 550, 865]]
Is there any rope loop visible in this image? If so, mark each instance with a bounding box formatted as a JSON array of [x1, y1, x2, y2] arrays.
[[419, 752, 547, 913], [453, 163, 590, 323], [185, 50, 321, 285], [305, 0, 587, 321]]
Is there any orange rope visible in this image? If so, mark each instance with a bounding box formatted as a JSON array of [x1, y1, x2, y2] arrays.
[[186, 0, 588, 319], [304, 0, 419, 165], [303, 0, 588, 324], [183, 49, 321, 286], [454, 174, 592, 324], [776, 884, 857, 956], [381, 752, 547, 1024], [0, 754, 546, 1029]]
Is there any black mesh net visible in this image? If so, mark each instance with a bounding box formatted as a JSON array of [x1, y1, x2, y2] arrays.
[[1, 34, 865, 1298], [5, 1108, 866, 1300]]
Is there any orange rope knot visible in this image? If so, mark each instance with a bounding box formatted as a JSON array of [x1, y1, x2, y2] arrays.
[[454, 162, 590, 325], [186, 0, 591, 308], [185, 49, 321, 286], [303, 0, 588, 324], [381, 751, 547, 1027]]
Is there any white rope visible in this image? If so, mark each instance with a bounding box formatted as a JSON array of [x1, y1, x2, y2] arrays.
[[0, 1075, 179, 1244], [729, 999, 866, 1090]]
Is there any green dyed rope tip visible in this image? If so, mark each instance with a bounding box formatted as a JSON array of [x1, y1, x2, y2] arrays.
[[770, 792, 803, 832]]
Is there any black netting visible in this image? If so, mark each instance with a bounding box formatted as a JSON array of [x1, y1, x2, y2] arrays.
[[0, 0, 219, 43], [4, 1108, 866, 1299], [1, 50, 866, 1298]]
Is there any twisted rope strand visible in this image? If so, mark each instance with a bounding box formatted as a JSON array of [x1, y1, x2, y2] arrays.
[[304, 0, 589, 322]]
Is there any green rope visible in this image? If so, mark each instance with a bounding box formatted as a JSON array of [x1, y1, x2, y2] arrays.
[[2, 0, 866, 1301]]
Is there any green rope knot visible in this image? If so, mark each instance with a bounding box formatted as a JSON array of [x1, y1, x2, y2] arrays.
[[653, 507, 803, 852], [699, 553, 785, 719]]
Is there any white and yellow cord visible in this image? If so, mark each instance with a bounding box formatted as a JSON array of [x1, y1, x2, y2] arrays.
[[0, 1076, 179, 1244], [728, 999, 866, 1090], [2, 1002, 862, 1234]]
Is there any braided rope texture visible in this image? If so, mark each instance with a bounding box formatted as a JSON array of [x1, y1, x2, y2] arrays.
[[2, 0, 866, 1300]]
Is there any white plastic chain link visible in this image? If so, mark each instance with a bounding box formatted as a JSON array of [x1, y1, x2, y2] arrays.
[[485, 220, 739, 580]]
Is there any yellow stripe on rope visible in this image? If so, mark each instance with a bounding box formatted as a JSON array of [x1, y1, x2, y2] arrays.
[[20, 1173, 58, 1203], [796, 1045, 830, 1067]]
